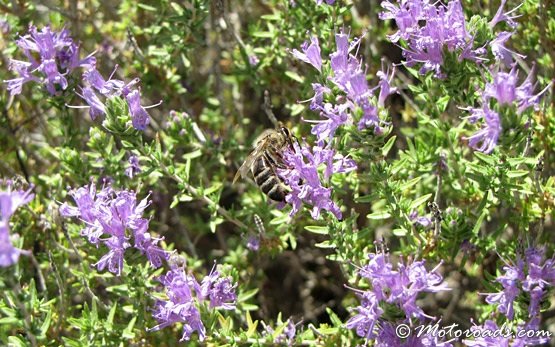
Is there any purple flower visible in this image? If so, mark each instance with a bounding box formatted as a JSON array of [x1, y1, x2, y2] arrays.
[[4, 25, 93, 96], [346, 252, 449, 342], [246, 235, 260, 251], [277, 143, 356, 220], [409, 210, 433, 228], [125, 155, 141, 178], [483, 246, 555, 321], [377, 65, 398, 107], [70, 64, 159, 130], [60, 183, 168, 274], [380, 0, 486, 77], [491, 31, 526, 66], [198, 264, 237, 310], [490, 0, 522, 29], [315, 0, 335, 5], [0, 182, 34, 267], [125, 89, 151, 130], [465, 105, 501, 154], [248, 54, 259, 66], [148, 265, 237, 341], [379, 0, 428, 42], [148, 267, 206, 341], [307, 103, 351, 145], [291, 36, 322, 72]]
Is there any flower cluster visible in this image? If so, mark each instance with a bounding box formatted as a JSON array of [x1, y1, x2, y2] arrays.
[[0, 181, 34, 267], [60, 182, 168, 275], [76, 63, 160, 130], [5, 25, 157, 131], [4, 25, 93, 96], [380, 0, 486, 77], [464, 66, 551, 154], [463, 319, 550, 346], [277, 142, 356, 220], [292, 30, 397, 140], [148, 264, 237, 341], [483, 246, 555, 320], [346, 252, 449, 343]]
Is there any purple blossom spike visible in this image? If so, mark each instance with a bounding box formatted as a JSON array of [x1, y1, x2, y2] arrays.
[[465, 105, 501, 154], [482, 246, 555, 320], [0, 183, 34, 267], [148, 267, 206, 341], [490, 0, 523, 29], [4, 25, 91, 96], [346, 251, 449, 341], [60, 183, 168, 274], [491, 31, 526, 66], [291, 36, 322, 72], [125, 90, 151, 130], [380, 0, 486, 77], [148, 265, 237, 341], [277, 142, 356, 220]]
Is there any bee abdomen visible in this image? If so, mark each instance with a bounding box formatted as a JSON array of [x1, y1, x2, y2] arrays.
[[253, 157, 287, 202]]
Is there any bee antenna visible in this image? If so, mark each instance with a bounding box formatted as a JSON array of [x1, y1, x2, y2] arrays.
[[263, 90, 279, 128]]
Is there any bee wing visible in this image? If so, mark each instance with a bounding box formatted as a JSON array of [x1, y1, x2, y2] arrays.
[[233, 146, 264, 184]]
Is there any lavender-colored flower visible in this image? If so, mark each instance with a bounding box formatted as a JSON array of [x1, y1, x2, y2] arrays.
[[346, 252, 448, 342], [60, 183, 168, 275], [409, 210, 433, 228], [465, 105, 501, 154], [307, 102, 351, 145], [148, 264, 237, 341], [483, 246, 555, 321], [246, 235, 260, 251], [125, 155, 141, 178], [377, 65, 398, 107], [490, 31, 525, 66], [300, 83, 331, 110], [291, 36, 322, 72], [198, 264, 237, 310], [4, 25, 92, 96], [71, 64, 159, 130], [379, 0, 428, 43], [489, 0, 522, 29], [380, 0, 486, 77], [125, 89, 151, 130], [148, 267, 206, 341], [0, 183, 34, 267], [277, 142, 356, 220], [248, 54, 259, 66]]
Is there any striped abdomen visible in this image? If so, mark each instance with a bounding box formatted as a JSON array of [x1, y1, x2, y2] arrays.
[[252, 155, 287, 202]]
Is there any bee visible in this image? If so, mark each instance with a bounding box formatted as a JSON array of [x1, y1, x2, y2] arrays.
[[233, 125, 295, 202]]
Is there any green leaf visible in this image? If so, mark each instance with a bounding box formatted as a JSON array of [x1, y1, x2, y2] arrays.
[[285, 71, 304, 83], [410, 194, 433, 209], [393, 228, 408, 236], [367, 211, 391, 220], [382, 136, 397, 157], [122, 317, 137, 339], [506, 170, 528, 178], [304, 225, 328, 235]]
